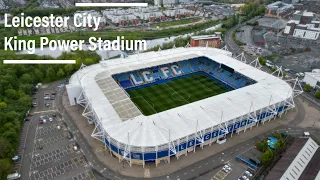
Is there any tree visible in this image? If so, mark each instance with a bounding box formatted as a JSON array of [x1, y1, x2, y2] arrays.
[[5, 89, 19, 100], [0, 138, 13, 158], [315, 91, 320, 99], [274, 139, 285, 153], [256, 140, 268, 152], [21, 73, 34, 84], [0, 102, 7, 111], [57, 68, 65, 78], [0, 158, 11, 179], [19, 95, 32, 107], [260, 149, 274, 166], [258, 56, 266, 65], [64, 64, 74, 75], [46, 67, 56, 81], [305, 84, 312, 92]]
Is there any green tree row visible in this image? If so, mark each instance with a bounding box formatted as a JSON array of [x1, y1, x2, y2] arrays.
[[0, 50, 100, 179]]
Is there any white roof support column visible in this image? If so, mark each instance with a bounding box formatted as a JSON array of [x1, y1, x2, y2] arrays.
[[245, 101, 258, 131], [153, 121, 177, 159], [121, 132, 132, 166], [271, 65, 284, 79], [249, 58, 262, 69], [91, 125, 105, 143], [235, 52, 247, 64], [178, 114, 204, 151], [221, 45, 229, 52], [82, 103, 93, 120], [77, 89, 87, 107], [286, 77, 304, 97], [266, 95, 278, 116]]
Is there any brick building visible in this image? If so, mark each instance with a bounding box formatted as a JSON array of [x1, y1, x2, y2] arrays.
[[190, 35, 221, 48]]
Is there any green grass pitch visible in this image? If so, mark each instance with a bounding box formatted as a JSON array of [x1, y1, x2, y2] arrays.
[[127, 73, 230, 116]]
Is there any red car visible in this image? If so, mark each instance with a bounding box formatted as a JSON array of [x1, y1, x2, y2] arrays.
[[25, 113, 33, 117], [39, 120, 43, 124]]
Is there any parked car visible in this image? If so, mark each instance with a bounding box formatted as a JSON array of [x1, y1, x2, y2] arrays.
[[45, 103, 50, 107], [245, 171, 252, 177], [51, 91, 56, 95], [12, 155, 20, 161], [25, 113, 33, 117], [50, 96, 55, 100], [32, 102, 37, 107], [39, 120, 43, 124], [67, 132, 73, 139], [52, 113, 56, 117], [49, 118, 53, 122], [7, 173, 21, 180], [44, 96, 50, 100], [24, 118, 30, 121]]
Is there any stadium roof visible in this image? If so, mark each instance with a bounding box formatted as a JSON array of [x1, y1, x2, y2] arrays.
[[69, 47, 293, 147]]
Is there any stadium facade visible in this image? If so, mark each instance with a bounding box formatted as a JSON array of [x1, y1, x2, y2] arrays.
[[66, 47, 296, 167]]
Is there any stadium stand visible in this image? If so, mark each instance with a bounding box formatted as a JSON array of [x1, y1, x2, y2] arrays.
[[112, 56, 256, 91]]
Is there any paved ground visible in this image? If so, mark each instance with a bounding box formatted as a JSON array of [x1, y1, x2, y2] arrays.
[[235, 25, 253, 45], [14, 82, 101, 180]]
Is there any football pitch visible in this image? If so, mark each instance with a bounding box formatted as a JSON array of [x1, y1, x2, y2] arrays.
[[127, 73, 230, 116]]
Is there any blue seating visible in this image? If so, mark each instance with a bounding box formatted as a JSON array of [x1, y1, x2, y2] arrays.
[[113, 57, 256, 90], [120, 80, 133, 89]]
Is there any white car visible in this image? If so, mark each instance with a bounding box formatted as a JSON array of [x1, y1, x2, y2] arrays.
[[222, 167, 229, 173], [242, 175, 249, 180], [224, 165, 231, 171], [245, 171, 252, 177], [43, 119, 47, 123], [12, 155, 20, 161], [49, 118, 53, 122]]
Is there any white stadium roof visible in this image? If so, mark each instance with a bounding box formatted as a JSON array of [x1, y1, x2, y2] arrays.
[[68, 47, 293, 148]]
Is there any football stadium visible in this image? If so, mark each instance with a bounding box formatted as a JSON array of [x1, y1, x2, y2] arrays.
[[66, 47, 295, 167]]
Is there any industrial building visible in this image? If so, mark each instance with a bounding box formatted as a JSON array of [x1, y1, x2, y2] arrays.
[[189, 34, 222, 48], [302, 69, 320, 88], [265, 1, 294, 18], [283, 11, 320, 40], [265, 138, 320, 180]]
